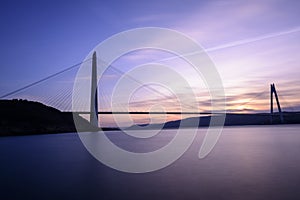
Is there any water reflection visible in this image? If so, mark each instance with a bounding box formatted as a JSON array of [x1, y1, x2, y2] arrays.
[[0, 125, 300, 199]]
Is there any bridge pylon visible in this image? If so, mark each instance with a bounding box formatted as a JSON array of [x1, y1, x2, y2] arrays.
[[270, 83, 283, 124], [90, 51, 99, 127]]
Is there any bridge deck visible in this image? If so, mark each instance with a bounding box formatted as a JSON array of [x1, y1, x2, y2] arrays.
[[72, 111, 225, 115]]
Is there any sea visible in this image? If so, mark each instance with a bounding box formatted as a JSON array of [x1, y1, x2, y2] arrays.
[[0, 125, 300, 200]]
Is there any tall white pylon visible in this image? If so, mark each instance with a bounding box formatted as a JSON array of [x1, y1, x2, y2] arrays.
[[90, 51, 99, 127]]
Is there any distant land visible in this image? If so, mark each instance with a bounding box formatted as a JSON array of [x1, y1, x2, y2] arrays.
[[129, 112, 300, 130], [1, 99, 300, 136]]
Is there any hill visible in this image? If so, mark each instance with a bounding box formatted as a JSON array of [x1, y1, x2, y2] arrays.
[[0, 99, 98, 136], [128, 112, 300, 130]]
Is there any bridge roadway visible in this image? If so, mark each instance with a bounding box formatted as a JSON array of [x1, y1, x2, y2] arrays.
[[72, 111, 225, 115]]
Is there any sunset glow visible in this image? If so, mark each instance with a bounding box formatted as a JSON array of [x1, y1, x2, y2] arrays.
[[0, 0, 299, 126]]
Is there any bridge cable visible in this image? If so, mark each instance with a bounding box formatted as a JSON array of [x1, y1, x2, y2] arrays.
[[97, 57, 200, 111], [0, 59, 91, 99]]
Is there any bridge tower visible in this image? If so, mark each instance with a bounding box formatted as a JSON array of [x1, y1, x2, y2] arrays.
[[90, 52, 99, 127], [270, 83, 283, 124]]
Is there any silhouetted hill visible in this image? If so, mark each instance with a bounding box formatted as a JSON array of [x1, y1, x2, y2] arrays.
[[166, 112, 300, 128], [0, 99, 99, 136], [129, 112, 300, 129]]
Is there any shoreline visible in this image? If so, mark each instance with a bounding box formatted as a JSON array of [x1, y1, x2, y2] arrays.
[[1, 99, 300, 136]]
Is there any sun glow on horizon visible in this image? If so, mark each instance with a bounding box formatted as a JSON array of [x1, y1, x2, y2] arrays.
[[0, 0, 299, 127]]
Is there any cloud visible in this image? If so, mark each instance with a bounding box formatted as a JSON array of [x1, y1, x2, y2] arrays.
[[95, 0, 300, 125], [206, 27, 300, 52]]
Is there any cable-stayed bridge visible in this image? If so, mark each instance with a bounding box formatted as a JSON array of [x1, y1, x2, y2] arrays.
[[0, 52, 296, 127]]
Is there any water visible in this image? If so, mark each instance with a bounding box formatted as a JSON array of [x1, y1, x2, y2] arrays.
[[0, 125, 300, 200]]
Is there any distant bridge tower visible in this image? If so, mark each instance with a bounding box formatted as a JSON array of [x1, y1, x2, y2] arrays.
[[270, 83, 283, 124], [90, 52, 99, 127]]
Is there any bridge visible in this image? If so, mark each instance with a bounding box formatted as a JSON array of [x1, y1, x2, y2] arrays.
[[0, 52, 292, 127]]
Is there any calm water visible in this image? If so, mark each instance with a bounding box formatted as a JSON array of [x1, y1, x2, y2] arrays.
[[0, 125, 300, 200]]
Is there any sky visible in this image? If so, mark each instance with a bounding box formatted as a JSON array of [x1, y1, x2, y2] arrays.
[[0, 0, 299, 126]]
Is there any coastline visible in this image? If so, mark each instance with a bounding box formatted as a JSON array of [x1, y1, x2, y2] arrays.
[[1, 99, 300, 136]]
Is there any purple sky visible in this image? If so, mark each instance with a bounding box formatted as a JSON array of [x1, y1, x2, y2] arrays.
[[0, 0, 299, 126]]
